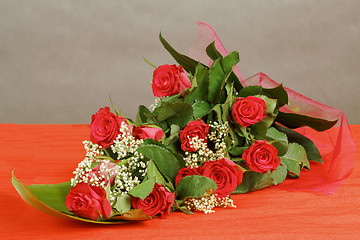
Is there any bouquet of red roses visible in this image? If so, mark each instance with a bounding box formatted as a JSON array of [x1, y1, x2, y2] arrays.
[[13, 24, 349, 224]]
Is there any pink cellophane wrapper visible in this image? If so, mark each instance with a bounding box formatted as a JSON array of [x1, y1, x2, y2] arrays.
[[189, 22, 355, 194]]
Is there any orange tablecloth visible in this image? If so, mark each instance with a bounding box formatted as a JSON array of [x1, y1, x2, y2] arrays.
[[1, 124, 359, 239]]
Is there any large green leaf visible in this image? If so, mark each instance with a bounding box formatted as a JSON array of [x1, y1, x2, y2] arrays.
[[176, 175, 217, 200], [136, 105, 153, 125], [154, 101, 193, 128], [265, 127, 288, 143], [281, 143, 310, 176], [262, 84, 288, 107], [276, 111, 338, 132], [12, 171, 150, 223], [206, 41, 222, 60], [233, 171, 272, 194], [270, 164, 287, 185], [274, 124, 323, 163], [192, 101, 212, 119], [208, 51, 240, 104], [238, 85, 288, 107], [147, 160, 166, 185], [184, 64, 210, 103], [113, 194, 131, 215], [159, 33, 204, 75], [128, 178, 156, 200], [137, 142, 180, 182], [238, 86, 262, 97]]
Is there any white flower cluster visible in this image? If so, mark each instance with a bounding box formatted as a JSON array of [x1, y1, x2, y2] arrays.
[[70, 141, 106, 187], [149, 97, 165, 111], [184, 122, 229, 167], [71, 158, 111, 188], [111, 122, 144, 160], [110, 152, 148, 202], [184, 194, 236, 214], [83, 140, 104, 159], [208, 121, 229, 159], [71, 121, 148, 205], [108, 122, 148, 202]]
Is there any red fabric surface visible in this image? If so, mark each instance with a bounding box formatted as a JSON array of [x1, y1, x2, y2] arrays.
[[1, 124, 359, 239]]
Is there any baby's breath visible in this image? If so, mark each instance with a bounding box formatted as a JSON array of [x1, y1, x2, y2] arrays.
[[184, 194, 236, 214], [184, 122, 229, 167], [111, 122, 144, 160], [149, 97, 165, 111]]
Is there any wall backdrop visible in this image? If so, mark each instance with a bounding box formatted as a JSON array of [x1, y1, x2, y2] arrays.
[[1, 0, 359, 124]]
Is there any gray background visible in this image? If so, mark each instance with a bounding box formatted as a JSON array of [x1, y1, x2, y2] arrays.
[[1, 0, 359, 124]]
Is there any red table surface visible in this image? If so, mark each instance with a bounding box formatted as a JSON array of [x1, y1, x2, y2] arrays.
[[0, 124, 359, 240]]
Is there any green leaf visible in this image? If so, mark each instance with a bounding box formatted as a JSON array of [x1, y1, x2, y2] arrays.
[[232, 184, 250, 194], [233, 171, 271, 193], [262, 84, 288, 107], [159, 33, 203, 75], [208, 59, 224, 103], [136, 105, 153, 125], [229, 146, 247, 157], [161, 90, 188, 103], [281, 143, 310, 176], [251, 121, 267, 138], [184, 64, 210, 104], [251, 116, 275, 138], [238, 86, 262, 97], [113, 194, 131, 214], [274, 124, 322, 163], [192, 101, 212, 119], [206, 41, 223, 60], [154, 101, 193, 128], [12, 172, 150, 223], [208, 51, 240, 104], [137, 142, 180, 182], [270, 164, 287, 185], [128, 178, 156, 200], [265, 127, 288, 143], [212, 104, 223, 124], [237, 85, 288, 107], [27, 181, 72, 214], [176, 175, 217, 200], [147, 160, 166, 185], [229, 72, 244, 91], [255, 95, 277, 114], [276, 111, 338, 132]]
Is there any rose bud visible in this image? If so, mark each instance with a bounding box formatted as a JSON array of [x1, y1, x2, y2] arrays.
[[90, 107, 130, 149], [179, 119, 210, 152], [90, 161, 119, 186], [132, 125, 165, 141], [65, 183, 111, 221], [202, 158, 243, 199], [231, 96, 267, 127], [131, 183, 175, 217], [242, 140, 281, 173], [152, 64, 191, 97]]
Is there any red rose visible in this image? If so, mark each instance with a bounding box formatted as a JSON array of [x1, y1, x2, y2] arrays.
[[90, 107, 130, 148], [202, 158, 243, 199], [179, 119, 210, 152], [231, 96, 267, 127], [152, 64, 191, 97], [133, 125, 165, 141], [65, 183, 111, 221], [242, 140, 280, 173], [131, 183, 175, 217], [175, 166, 203, 186]]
